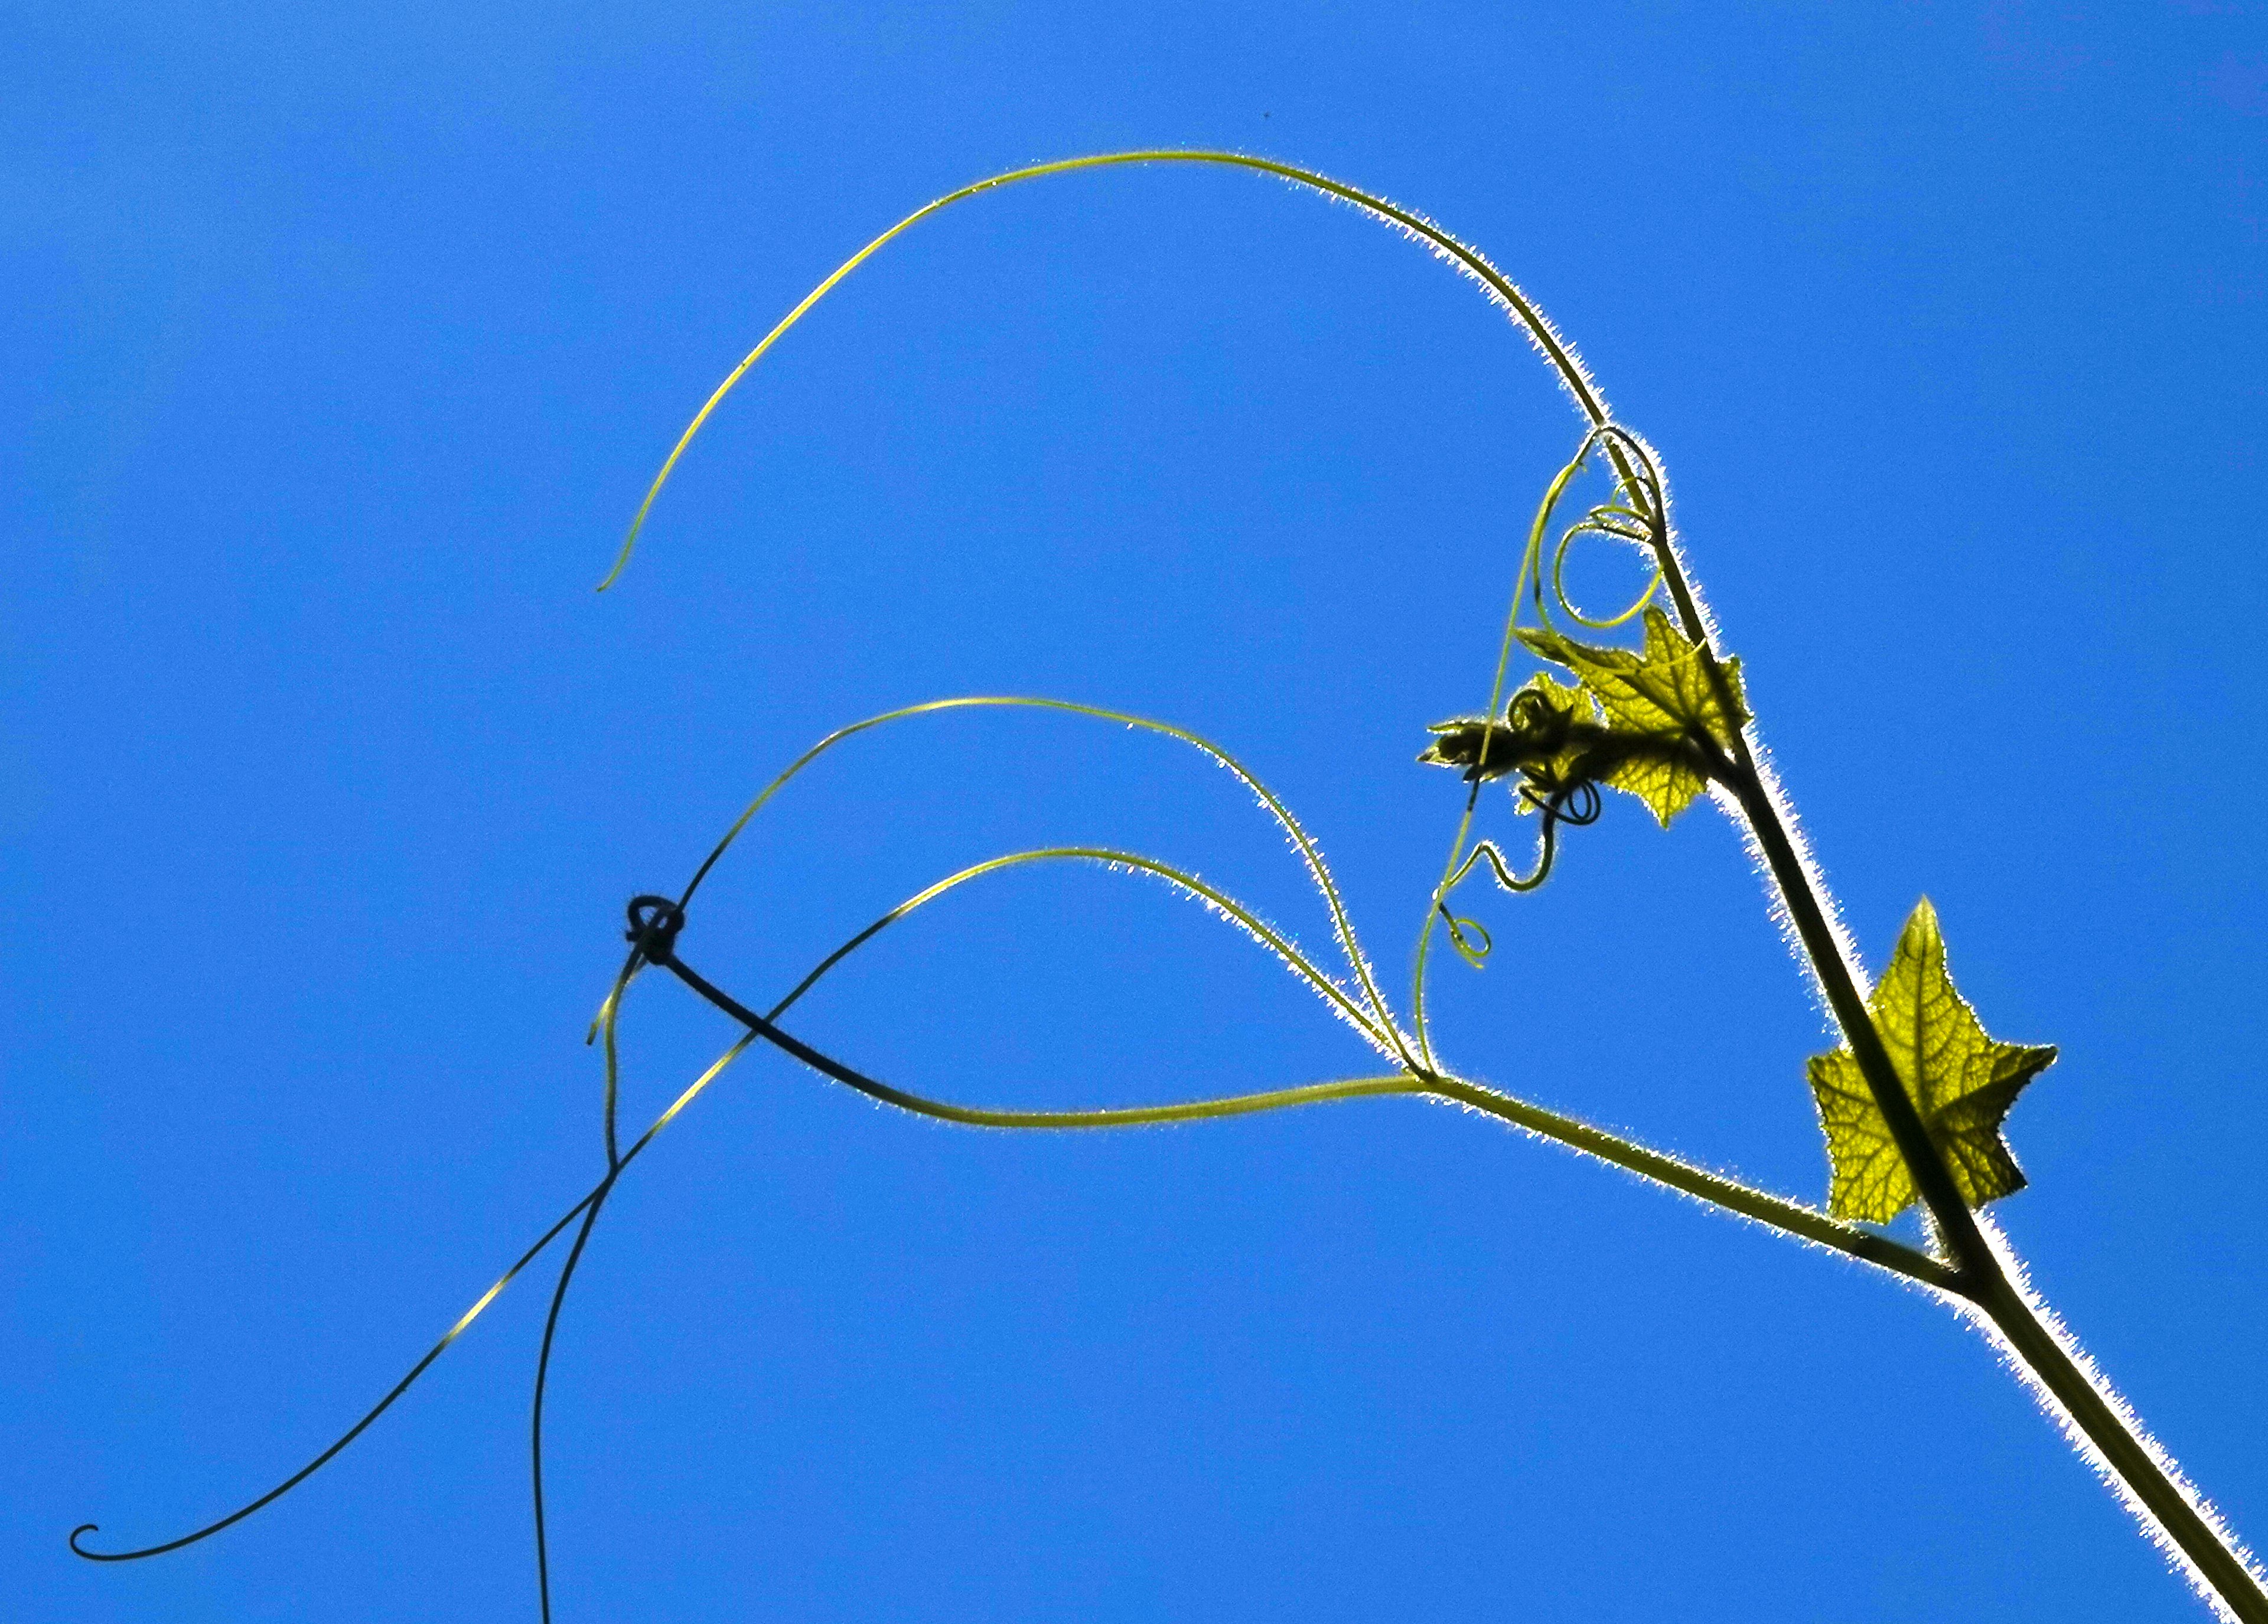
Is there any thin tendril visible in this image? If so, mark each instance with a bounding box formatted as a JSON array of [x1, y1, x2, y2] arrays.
[[1531, 430, 1665, 633], [598, 149, 1613, 593], [1552, 514, 1663, 631], [1433, 781, 1603, 957], [68, 1189, 601, 1563], [1410, 437, 1592, 1064], [671, 696, 1418, 1073], [1437, 908, 1493, 967], [1410, 425, 1673, 1061], [1446, 833, 1552, 895], [536, 928, 648, 1619], [595, 956, 636, 1169], [755, 846, 1396, 1057]]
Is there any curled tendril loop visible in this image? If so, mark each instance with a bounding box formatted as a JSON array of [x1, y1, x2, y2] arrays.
[[1433, 777, 1604, 967], [1438, 909, 1494, 967], [1504, 685, 1556, 738], [1531, 778, 1601, 827], [1534, 424, 1670, 633]]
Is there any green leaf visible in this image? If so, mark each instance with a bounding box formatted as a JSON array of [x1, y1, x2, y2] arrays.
[[1591, 747, 1709, 830], [1807, 898, 2058, 1224], [1516, 607, 1749, 827], [1519, 605, 1748, 748]]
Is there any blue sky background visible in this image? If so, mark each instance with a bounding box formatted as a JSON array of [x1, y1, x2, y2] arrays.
[[6, 2, 2266, 1620]]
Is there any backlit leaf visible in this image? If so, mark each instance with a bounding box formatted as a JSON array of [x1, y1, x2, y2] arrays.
[[1807, 899, 2057, 1224], [1519, 605, 1748, 751], [1515, 608, 1748, 826]]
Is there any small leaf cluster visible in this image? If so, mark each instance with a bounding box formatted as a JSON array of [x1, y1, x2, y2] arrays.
[[1423, 599, 2057, 1230], [1419, 606, 1746, 827]]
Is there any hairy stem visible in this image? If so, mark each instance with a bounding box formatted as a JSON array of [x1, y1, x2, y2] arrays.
[[1972, 1261, 2265, 1622], [1718, 771, 1994, 1270], [1658, 557, 2268, 1617], [650, 945, 1959, 1294]]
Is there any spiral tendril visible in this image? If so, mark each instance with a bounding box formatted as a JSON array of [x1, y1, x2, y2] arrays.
[[1407, 419, 1679, 1062]]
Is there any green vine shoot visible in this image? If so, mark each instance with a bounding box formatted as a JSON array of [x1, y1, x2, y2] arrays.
[[68, 152, 2267, 1623]]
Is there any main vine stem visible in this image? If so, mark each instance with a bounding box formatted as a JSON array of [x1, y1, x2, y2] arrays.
[[1645, 539, 2266, 1622]]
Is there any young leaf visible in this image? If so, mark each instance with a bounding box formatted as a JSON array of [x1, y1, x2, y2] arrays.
[[1807, 898, 2058, 1224], [1518, 605, 1749, 749], [1515, 608, 1749, 827], [1591, 744, 1710, 830]]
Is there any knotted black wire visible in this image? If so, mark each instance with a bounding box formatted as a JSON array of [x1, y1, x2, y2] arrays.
[[624, 894, 687, 967]]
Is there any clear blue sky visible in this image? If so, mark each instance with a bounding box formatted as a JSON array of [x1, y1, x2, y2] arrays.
[[6, 3, 2265, 1619]]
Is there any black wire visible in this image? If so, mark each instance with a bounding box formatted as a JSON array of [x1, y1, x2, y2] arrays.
[[532, 1175, 617, 1624]]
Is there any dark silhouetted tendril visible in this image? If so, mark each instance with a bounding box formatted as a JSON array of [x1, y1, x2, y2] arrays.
[[1433, 779, 1604, 966]]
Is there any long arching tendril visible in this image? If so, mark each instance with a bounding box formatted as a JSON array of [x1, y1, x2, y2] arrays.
[[663, 694, 1421, 1081], [596, 149, 1617, 596]]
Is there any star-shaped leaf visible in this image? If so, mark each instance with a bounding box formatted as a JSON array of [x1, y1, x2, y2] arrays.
[[1807, 898, 2057, 1224], [1520, 605, 1749, 746], [1516, 608, 1749, 827]]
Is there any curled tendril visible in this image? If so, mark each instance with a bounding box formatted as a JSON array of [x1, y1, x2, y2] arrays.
[[1430, 778, 1605, 968], [1409, 418, 1676, 1067], [1437, 908, 1493, 968], [1532, 778, 1603, 827], [1504, 684, 1559, 741], [1535, 432, 1667, 633], [774, 844, 1404, 1057]]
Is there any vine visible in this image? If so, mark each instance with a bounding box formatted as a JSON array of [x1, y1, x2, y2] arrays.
[[70, 152, 2266, 1623]]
